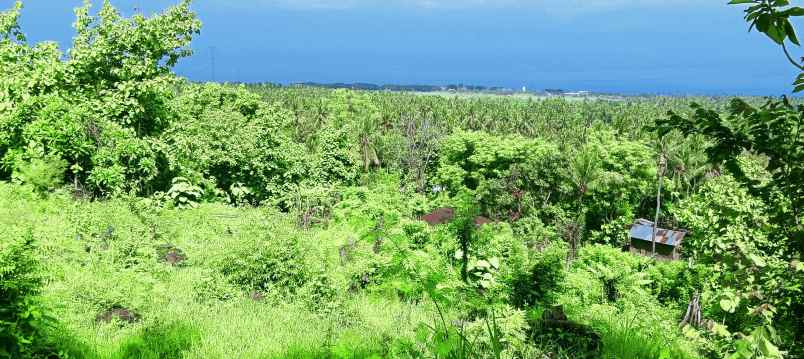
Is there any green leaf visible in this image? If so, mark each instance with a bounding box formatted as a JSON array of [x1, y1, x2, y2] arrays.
[[758, 336, 782, 358], [784, 20, 800, 45], [780, 6, 804, 17], [749, 253, 767, 267], [711, 323, 732, 337], [765, 22, 787, 44], [720, 294, 740, 313], [728, 0, 756, 4], [489, 257, 500, 269]]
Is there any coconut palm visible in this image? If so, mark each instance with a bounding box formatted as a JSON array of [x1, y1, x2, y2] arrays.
[[567, 145, 603, 261]]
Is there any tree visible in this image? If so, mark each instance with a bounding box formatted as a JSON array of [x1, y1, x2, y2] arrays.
[[729, 0, 804, 91], [567, 145, 602, 261], [0, 0, 201, 195], [654, 2, 804, 355]]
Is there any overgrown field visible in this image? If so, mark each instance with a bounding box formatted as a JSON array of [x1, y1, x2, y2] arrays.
[[1, 1, 802, 359]]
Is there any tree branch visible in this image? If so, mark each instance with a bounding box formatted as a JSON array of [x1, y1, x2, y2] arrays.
[[781, 41, 804, 71]]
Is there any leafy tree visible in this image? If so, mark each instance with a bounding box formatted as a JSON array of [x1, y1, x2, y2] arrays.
[[660, 99, 802, 255], [0, 0, 200, 195], [673, 175, 799, 358], [163, 84, 309, 205], [651, 3, 804, 355]]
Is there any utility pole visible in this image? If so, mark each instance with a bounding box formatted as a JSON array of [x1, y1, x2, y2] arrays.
[[652, 153, 667, 257]]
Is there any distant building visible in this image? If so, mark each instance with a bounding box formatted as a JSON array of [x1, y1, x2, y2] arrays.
[[627, 219, 686, 261], [564, 91, 591, 97], [544, 89, 565, 96]]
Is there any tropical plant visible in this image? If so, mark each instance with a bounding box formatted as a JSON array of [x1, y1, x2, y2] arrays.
[[729, 0, 804, 91], [0, 231, 54, 358]]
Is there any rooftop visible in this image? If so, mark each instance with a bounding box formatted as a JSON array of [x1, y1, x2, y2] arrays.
[[629, 219, 687, 247]]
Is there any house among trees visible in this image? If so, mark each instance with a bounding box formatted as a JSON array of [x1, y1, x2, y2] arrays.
[[627, 219, 686, 260]]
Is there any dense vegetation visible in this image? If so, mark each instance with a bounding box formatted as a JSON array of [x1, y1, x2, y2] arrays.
[[0, 1, 801, 358]]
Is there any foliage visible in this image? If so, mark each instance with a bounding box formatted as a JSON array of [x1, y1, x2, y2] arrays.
[[0, 231, 54, 358], [673, 175, 801, 357], [729, 0, 804, 91], [435, 130, 566, 222], [0, 0, 200, 195], [164, 83, 310, 205], [327, 89, 383, 172], [2, 1, 802, 357], [510, 242, 567, 308], [662, 98, 802, 246], [556, 245, 701, 359], [215, 231, 315, 297], [165, 177, 202, 209], [11, 153, 66, 195]]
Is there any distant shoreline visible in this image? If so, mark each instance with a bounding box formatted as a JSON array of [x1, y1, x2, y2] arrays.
[[216, 81, 798, 99]]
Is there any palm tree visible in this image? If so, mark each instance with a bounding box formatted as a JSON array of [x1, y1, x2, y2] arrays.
[[666, 133, 710, 200], [357, 111, 381, 172], [567, 145, 603, 261]]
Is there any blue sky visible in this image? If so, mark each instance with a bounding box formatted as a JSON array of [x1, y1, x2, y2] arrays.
[[7, 0, 803, 95]]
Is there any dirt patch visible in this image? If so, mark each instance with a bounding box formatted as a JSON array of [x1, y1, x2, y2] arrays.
[[96, 306, 140, 324], [474, 216, 493, 227], [249, 291, 266, 302], [157, 244, 187, 266], [339, 240, 357, 265], [421, 207, 455, 225]]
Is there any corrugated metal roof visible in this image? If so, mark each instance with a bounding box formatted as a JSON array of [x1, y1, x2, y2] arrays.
[[629, 219, 686, 247]]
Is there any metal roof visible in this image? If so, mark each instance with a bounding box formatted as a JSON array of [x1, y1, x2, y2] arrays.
[[629, 219, 686, 247]]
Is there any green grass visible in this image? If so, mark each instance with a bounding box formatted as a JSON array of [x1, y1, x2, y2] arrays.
[[0, 182, 705, 358], [0, 183, 433, 358]]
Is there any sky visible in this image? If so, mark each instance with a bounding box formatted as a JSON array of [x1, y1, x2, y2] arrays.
[[6, 0, 803, 95]]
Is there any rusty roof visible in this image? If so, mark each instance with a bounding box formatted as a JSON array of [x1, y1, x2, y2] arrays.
[[629, 219, 686, 247]]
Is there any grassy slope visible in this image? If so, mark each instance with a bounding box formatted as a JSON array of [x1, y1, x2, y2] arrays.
[[0, 183, 430, 358], [1, 179, 704, 358]]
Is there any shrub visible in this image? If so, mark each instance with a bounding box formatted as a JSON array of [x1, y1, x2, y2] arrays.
[[215, 232, 314, 297], [112, 321, 201, 359], [166, 177, 202, 209], [510, 242, 567, 308], [0, 231, 53, 357], [11, 154, 66, 195]]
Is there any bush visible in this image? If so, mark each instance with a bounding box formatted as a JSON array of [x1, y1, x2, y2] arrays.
[[215, 232, 314, 297], [112, 321, 201, 359], [0, 231, 53, 357], [510, 242, 566, 308], [11, 154, 66, 195]]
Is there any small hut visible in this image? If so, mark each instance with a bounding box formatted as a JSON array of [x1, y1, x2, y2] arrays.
[[627, 219, 686, 261]]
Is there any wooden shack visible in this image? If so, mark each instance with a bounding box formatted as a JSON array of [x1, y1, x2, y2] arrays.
[[627, 219, 686, 261]]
